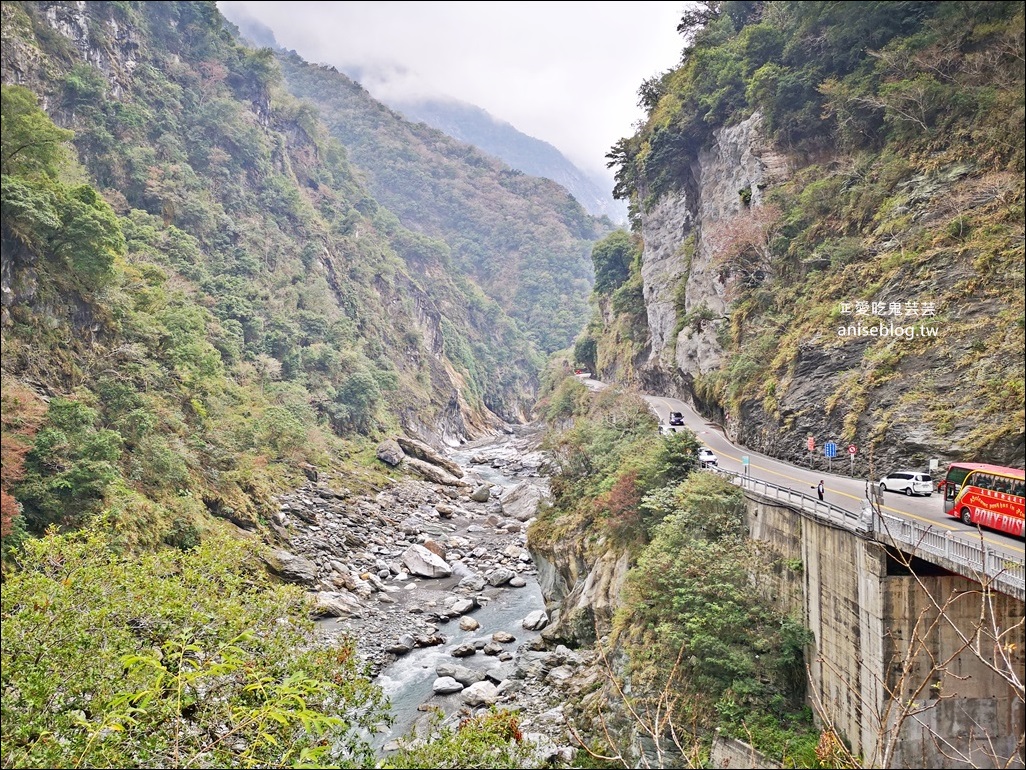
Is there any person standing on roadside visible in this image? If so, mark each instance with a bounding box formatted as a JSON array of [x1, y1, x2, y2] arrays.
[[813, 480, 824, 500]]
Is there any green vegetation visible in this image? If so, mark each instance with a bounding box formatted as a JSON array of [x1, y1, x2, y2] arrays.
[[531, 374, 701, 549], [0, 6, 602, 762], [574, 230, 648, 381], [601, 1, 1024, 464], [0, 0, 578, 559], [384, 708, 537, 769], [612, 472, 818, 765], [530, 377, 819, 764], [1, 526, 388, 768], [275, 50, 606, 355]]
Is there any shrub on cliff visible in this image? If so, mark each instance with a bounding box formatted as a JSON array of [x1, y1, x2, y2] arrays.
[[606, 472, 818, 764]]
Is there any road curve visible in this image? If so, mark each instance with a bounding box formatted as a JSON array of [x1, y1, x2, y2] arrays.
[[577, 376, 1024, 563]]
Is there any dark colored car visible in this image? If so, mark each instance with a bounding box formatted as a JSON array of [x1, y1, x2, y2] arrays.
[[668, 411, 685, 426]]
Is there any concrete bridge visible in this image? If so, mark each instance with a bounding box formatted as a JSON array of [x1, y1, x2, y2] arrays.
[[716, 469, 1025, 769]]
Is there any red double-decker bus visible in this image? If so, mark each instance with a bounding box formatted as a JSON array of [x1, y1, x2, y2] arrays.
[[940, 462, 1025, 538]]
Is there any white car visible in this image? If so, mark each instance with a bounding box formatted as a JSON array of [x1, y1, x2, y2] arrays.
[[879, 470, 934, 497], [698, 448, 718, 467]]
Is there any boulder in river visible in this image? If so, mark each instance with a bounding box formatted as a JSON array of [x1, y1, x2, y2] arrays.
[[461, 681, 498, 707], [386, 634, 416, 655], [486, 567, 516, 586], [500, 480, 548, 521], [404, 457, 466, 487], [311, 591, 364, 618], [396, 436, 465, 478], [522, 609, 549, 630], [261, 548, 317, 585], [433, 676, 464, 694], [401, 544, 453, 578], [436, 662, 485, 686]]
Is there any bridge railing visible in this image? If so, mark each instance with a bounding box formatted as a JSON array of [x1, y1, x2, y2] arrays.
[[873, 509, 1025, 599], [711, 467, 869, 532], [711, 467, 1025, 600]]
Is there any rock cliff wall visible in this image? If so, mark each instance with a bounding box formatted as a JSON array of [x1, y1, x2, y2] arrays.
[[639, 112, 791, 394], [633, 110, 1024, 470]]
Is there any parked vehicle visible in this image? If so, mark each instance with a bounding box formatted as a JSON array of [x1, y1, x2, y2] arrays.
[[879, 470, 934, 497], [698, 447, 718, 467]]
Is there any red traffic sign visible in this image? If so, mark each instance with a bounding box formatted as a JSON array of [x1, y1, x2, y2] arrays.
[[848, 444, 857, 455], [807, 436, 815, 451]]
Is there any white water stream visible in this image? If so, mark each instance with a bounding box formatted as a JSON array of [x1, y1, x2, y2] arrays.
[[371, 579, 545, 750], [371, 436, 549, 752]]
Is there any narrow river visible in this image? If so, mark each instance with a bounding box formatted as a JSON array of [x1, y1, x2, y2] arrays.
[[371, 434, 549, 752], [371, 580, 545, 750]]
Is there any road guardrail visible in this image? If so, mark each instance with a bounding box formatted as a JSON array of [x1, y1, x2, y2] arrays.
[[711, 467, 1025, 600]]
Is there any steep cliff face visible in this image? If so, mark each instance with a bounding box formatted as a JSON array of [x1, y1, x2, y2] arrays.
[[1, 0, 565, 549], [275, 50, 605, 357], [532, 534, 632, 646], [635, 109, 1024, 470], [605, 3, 1024, 472], [0, 0, 542, 443], [641, 113, 792, 383]]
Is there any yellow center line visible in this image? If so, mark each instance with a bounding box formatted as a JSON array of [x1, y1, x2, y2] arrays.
[[650, 399, 1018, 554], [722, 454, 1012, 549]]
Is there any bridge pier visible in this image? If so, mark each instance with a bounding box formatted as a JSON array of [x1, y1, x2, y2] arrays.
[[745, 492, 1025, 768]]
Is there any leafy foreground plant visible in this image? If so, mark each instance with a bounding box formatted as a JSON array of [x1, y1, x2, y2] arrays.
[[383, 707, 540, 769], [0, 526, 389, 768]]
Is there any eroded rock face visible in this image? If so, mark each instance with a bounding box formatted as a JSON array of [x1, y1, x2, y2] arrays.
[[541, 548, 632, 646], [641, 112, 790, 382]]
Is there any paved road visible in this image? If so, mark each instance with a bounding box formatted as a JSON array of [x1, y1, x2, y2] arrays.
[[578, 376, 1024, 562]]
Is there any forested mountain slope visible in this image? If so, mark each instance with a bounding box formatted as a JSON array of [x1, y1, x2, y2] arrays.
[[0, 0, 589, 550], [386, 95, 628, 224], [219, 6, 627, 227], [274, 51, 608, 355], [588, 0, 1024, 471]]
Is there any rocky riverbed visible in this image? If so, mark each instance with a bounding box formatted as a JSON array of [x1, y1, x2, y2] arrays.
[[263, 424, 595, 761]]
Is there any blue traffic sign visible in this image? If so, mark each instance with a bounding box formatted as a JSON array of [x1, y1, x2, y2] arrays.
[[824, 441, 838, 458]]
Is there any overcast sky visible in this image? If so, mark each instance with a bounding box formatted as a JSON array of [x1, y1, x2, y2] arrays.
[[216, 2, 689, 184]]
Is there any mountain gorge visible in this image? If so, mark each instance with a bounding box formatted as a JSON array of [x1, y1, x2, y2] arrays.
[[273, 50, 607, 355], [0, 0, 601, 548], [384, 96, 628, 225], [2, 1, 1024, 768], [219, 7, 627, 225]]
